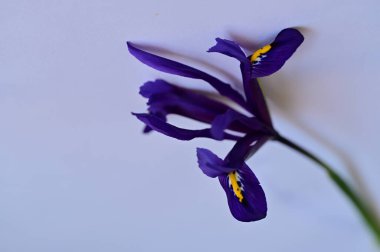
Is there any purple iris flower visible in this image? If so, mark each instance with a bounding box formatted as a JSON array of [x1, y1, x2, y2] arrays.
[[128, 28, 304, 222]]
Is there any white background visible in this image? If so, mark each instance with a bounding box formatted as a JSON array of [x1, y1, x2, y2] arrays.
[[1, 0, 380, 251]]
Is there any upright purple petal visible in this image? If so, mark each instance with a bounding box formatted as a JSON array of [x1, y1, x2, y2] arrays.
[[219, 163, 267, 222], [246, 78, 273, 126], [133, 113, 239, 141], [250, 28, 304, 78], [127, 42, 248, 109], [208, 38, 249, 63], [196, 148, 235, 178], [208, 39, 272, 126]]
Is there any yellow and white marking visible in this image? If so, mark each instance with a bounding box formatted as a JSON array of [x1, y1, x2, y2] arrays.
[[250, 44, 272, 64], [228, 171, 244, 203]]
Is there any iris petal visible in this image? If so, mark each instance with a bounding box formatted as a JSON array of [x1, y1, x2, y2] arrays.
[[196, 148, 235, 178], [127, 42, 248, 109], [133, 113, 240, 141], [142, 80, 230, 124], [246, 78, 273, 126], [196, 137, 268, 221], [208, 38, 249, 63], [139, 79, 176, 98], [251, 28, 304, 78], [142, 111, 166, 133], [224, 134, 271, 172], [208, 39, 273, 126], [219, 163, 267, 222], [140, 80, 258, 137]]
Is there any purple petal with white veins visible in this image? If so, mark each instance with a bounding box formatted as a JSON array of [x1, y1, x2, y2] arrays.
[[196, 136, 268, 222], [219, 163, 267, 222], [250, 28, 304, 78]]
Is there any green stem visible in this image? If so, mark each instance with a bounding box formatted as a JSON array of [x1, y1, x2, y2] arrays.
[[276, 134, 380, 244]]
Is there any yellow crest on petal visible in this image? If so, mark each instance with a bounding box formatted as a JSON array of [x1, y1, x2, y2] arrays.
[[250, 44, 272, 62], [228, 171, 244, 203]]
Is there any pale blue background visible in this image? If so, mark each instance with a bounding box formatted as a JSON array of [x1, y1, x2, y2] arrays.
[[1, 0, 380, 251]]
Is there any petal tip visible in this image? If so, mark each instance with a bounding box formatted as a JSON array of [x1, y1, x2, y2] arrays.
[[233, 211, 267, 222], [279, 27, 305, 43], [126, 41, 135, 50], [131, 112, 147, 121], [207, 38, 228, 52]]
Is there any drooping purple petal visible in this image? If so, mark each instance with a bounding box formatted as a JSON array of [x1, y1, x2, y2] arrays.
[[208, 39, 272, 126], [140, 80, 258, 136], [142, 80, 229, 123], [250, 28, 304, 78], [132, 113, 240, 141], [127, 42, 248, 110], [196, 148, 235, 178], [219, 163, 267, 222], [133, 113, 208, 140]]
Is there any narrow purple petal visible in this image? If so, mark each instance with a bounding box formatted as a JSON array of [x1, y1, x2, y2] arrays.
[[142, 111, 166, 133], [133, 113, 210, 140], [224, 134, 261, 167], [208, 38, 249, 63], [196, 148, 235, 178], [219, 163, 267, 222], [133, 113, 240, 141], [251, 28, 304, 78], [246, 78, 273, 126], [127, 42, 248, 109]]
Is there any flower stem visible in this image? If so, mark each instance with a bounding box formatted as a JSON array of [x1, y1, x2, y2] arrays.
[[275, 134, 380, 244]]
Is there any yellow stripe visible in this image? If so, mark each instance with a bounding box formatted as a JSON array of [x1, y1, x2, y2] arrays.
[[228, 171, 244, 203], [250, 44, 272, 62]]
